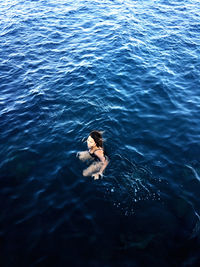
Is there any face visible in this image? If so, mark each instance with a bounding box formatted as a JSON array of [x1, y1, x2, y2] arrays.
[[87, 135, 96, 149]]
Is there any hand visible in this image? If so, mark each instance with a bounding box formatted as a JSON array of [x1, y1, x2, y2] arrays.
[[92, 172, 103, 180]]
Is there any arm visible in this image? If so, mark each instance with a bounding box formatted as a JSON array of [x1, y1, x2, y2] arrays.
[[93, 150, 109, 178], [99, 156, 109, 175]]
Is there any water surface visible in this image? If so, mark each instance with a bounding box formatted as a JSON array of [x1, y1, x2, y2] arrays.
[[0, 0, 200, 266]]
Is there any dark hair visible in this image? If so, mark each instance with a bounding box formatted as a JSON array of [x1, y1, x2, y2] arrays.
[[90, 131, 103, 148]]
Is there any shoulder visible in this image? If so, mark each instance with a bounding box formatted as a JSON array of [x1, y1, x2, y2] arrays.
[[94, 149, 104, 156]]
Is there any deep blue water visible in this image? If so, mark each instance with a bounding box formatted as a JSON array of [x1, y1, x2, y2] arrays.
[[0, 0, 200, 266]]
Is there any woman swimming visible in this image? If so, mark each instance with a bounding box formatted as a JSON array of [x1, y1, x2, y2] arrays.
[[78, 131, 109, 180]]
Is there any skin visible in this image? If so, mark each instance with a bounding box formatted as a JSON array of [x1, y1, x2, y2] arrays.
[[78, 136, 109, 180]]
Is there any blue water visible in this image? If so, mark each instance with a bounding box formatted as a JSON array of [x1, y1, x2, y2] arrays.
[[0, 0, 200, 266]]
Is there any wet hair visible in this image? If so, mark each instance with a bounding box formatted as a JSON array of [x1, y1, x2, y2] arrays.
[[90, 131, 103, 148]]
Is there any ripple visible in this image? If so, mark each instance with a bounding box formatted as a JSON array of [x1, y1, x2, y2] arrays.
[[1, 0, 200, 266]]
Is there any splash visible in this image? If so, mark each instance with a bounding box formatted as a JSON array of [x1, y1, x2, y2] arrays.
[[103, 154, 161, 216]]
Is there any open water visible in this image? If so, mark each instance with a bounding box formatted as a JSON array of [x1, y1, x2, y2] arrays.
[[0, 0, 200, 266]]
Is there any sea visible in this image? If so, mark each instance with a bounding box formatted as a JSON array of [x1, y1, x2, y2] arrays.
[[0, 0, 200, 266]]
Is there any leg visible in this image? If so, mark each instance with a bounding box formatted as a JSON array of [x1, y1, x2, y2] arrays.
[[83, 161, 103, 177], [78, 151, 93, 162]]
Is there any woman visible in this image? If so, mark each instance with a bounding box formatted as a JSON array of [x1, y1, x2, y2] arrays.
[[78, 131, 109, 179]]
